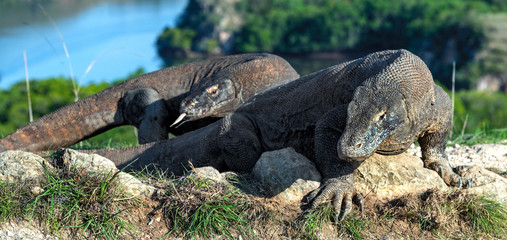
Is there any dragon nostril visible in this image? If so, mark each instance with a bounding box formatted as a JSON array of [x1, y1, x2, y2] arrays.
[[355, 143, 362, 149]]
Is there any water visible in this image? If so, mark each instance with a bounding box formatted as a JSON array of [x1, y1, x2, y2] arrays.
[[0, 0, 187, 89]]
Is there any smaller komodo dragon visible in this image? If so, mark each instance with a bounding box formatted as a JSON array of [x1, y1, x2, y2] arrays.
[[0, 53, 299, 152], [76, 49, 469, 220]]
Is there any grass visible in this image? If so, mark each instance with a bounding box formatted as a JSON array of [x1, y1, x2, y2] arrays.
[[1, 157, 507, 239], [449, 127, 507, 145], [380, 190, 507, 239], [0, 157, 140, 239], [459, 196, 507, 236], [161, 173, 253, 239]]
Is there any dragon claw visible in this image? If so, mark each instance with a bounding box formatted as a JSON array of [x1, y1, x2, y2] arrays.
[[337, 194, 353, 221], [308, 177, 359, 221], [352, 193, 364, 212]]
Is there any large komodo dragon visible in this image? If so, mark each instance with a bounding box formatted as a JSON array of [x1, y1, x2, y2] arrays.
[[79, 49, 468, 219], [0, 53, 299, 152]]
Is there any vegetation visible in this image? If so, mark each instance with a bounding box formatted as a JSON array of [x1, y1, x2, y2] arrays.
[[1, 77, 504, 149], [450, 89, 507, 142], [158, 0, 507, 90], [0, 158, 139, 239], [0, 68, 146, 147], [2, 162, 506, 239], [161, 174, 253, 239]]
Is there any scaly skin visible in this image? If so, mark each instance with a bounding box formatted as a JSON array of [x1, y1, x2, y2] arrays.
[[78, 49, 468, 220], [0, 53, 299, 152]]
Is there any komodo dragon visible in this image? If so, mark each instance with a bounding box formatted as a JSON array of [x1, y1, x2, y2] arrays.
[[0, 53, 299, 152], [76, 49, 468, 219]]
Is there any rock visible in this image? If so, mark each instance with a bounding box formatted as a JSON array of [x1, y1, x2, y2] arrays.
[[407, 144, 507, 172], [354, 153, 507, 203], [0, 151, 53, 184], [0, 221, 56, 240], [58, 149, 155, 199], [58, 148, 117, 173], [354, 153, 449, 200], [252, 147, 321, 202], [184, 166, 227, 183], [455, 165, 507, 204]]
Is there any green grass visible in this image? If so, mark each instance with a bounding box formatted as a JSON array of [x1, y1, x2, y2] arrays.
[[382, 190, 507, 239], [0, 160, 140, 239], [300, 204, 335, 239], [0, 181, 29, 223], [162, 174, 253, 239], [457, 196, 507, 237], [300, 204, 370, 240], [449, 127, 507, 145]]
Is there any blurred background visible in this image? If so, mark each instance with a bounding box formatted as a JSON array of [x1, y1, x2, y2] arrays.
[[0, 0, 506, 146]]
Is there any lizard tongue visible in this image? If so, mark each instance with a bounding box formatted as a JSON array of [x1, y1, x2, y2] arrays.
[[170, 113, 186, 128]]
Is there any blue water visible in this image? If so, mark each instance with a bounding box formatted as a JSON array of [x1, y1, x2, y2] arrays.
[[0, 0, 187, 89]]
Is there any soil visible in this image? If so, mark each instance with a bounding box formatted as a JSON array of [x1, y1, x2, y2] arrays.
[[1, 144, 506, 239], [407, 143, 507, 174]]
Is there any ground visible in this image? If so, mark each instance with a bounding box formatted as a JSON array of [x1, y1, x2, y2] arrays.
[[1, 144, 506, 239]]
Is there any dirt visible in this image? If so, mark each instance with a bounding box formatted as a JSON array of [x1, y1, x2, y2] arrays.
[[407, 144, 507, 173], [1, 144, 505, 239]]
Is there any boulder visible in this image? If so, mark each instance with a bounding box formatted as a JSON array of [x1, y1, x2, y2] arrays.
[[58, 149, 156, 199], [354, 153, 449, 201], [0, 151, 53, 184], [252, 147, 321, 202], [0, 221, 57, 240], [455, 166, 507, 204]]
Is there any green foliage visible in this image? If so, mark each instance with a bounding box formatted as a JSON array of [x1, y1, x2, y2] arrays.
[[156, 27, 196, 55], [452, 90, 507, 135], [0, 77, 99, 136], [234, 0, 489, 89], [156, 0, 507, 89], [0, 71, 145, 147]]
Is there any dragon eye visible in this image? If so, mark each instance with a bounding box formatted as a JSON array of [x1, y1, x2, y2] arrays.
[[379, 113, 386, 121], [207, 85, 219, 95]]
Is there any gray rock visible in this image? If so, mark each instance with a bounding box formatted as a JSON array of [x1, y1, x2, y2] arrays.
[[354, 153, 450, 200], [59, 149, 155, 199], [0, 221, 56, 240], [185, 166, 227, 183], [0, 151, 53, 184], [455, 165, 507, 204], [252, 147, 321, 202]]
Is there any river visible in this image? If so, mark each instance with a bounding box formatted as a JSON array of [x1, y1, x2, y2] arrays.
[[0, 0, 188, 89]]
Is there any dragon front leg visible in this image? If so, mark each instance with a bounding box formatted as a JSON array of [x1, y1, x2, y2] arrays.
[[310, 105, 363, 221], [418, 127, 470, 188]]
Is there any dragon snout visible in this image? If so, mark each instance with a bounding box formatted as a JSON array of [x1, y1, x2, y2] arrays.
[[337, 128, 383, 162], [337, 140, 370, 162]]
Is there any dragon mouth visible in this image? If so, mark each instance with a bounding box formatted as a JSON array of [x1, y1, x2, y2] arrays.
[[170, 113, 187, 127]]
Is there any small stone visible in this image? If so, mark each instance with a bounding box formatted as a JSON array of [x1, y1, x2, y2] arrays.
[[31, 186, 44, 195], [185, 166, 226, 183]]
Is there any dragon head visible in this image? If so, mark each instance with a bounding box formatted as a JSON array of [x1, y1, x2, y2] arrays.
[[171, 76, 239, 127], [337, 86, 410, 162]]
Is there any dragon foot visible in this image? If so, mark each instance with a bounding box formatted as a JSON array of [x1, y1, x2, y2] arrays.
[[425, 161, 471, 188], [307, 176, 363, 221]]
